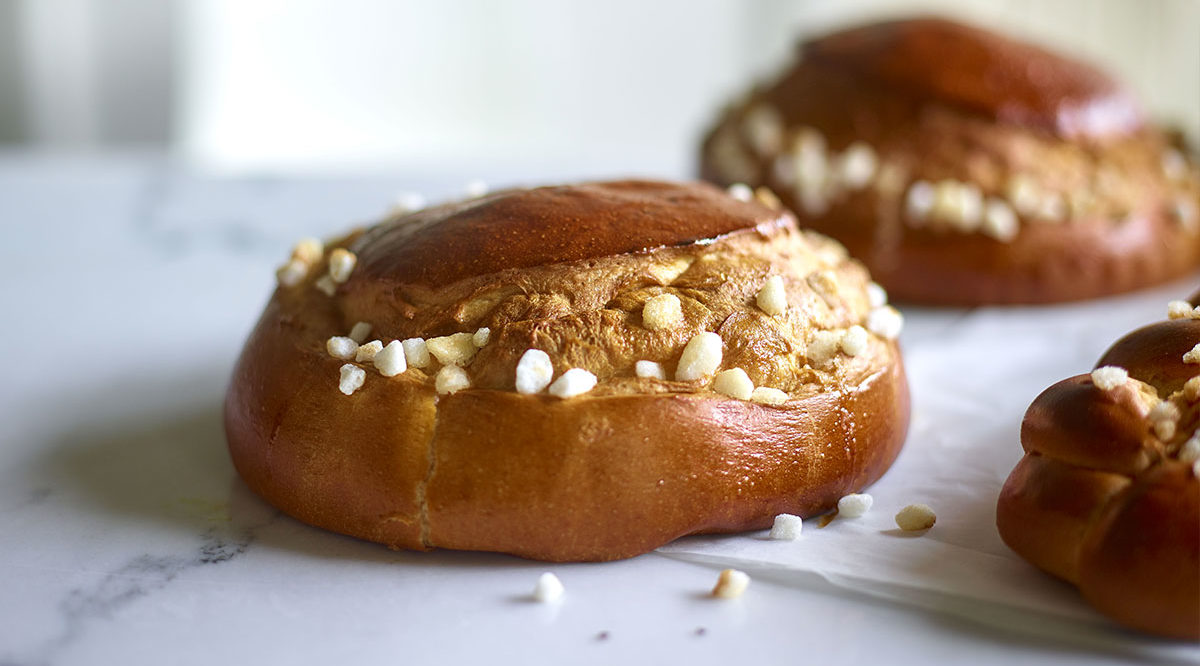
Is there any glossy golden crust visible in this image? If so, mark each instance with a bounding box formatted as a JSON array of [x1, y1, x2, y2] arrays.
[[804, 17, 1139, 138], [699, 18, 1200, 305], [225, 180, 911, 561], [997, 304, 1200, 639]]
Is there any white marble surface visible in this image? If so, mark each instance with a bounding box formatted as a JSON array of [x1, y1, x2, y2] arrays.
[[0, 153, 1196, 665]]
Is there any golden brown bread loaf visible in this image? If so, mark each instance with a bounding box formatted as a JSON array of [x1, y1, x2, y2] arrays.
[[225, 180, 911, 562], [997, 291, 1200, 639], [699, 17, 1200, 304]]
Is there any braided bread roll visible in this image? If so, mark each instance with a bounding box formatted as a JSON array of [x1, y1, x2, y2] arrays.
[[997, 292, 1200, 639]]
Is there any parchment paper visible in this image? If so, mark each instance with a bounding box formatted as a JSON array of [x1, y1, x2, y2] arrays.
[[658, 280, 1200, 663]]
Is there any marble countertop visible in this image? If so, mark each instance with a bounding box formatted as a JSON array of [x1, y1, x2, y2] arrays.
[[0, 153, 1195, 665]]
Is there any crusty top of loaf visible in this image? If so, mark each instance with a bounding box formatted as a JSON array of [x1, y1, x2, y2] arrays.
[[803, 17, 1141, 138], [276, 181, 891, 400], [352, 180, 790, 286]]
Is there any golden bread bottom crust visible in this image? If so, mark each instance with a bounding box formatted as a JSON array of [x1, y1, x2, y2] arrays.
[[225, 297, 909, 561]]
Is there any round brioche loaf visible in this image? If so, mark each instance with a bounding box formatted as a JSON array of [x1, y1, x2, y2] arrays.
[[997, 291, 1200, 638], [225, 180, 911, 562], [699, 17, 1200, 305]]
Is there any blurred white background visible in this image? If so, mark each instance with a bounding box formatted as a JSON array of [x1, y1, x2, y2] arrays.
[[0, 0, 1196, 175]]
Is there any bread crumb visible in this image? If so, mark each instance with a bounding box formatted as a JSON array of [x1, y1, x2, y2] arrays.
[[1091, 366, 1128, 390], [328, 248, 357, 283], [643, 293, 684, 331], [472, 327, 491, 347], [712, 569, 750, 599], [769, 514, 802, 540], [755, 276, 787, 316], [338, 364, 366, 396], [635, 360, 665, 380], [516, 349, 554, 394], [401, 338, 430, 368], [435, 365, 470, 395], [675, 332, 723, 381], [354, 340, 383, 363], [867, 306, 904, 340], [1167, 300, 1200, 320], [374, 340, 407, 377], [348, 321, 373, 343], [895, 504, 936, 531], [1184, 343, 1200, 364], [840, 325, 868, 357], [727, 183, 753, 202], [533, 572, 564, 603], [548, 368, 597, 398], [426, 332, 478, 366], [713, 368, 754, 400], [837, 493, 873, 518], [275, 259, 309, 287], [749, 387, 788, 406], [867, 282, 888, 308], [326, 336, 359, 360], [314, 275, 338, 296]]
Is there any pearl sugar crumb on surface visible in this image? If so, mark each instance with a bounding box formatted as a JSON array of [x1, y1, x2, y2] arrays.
[[635, 360, 666, 380], [642, 293, 684, 331], [712, 569, 750, 599], [533, 572, 564, 603], [1183, 344, 1200, 365], [1167, 300, 1200, 319], [314, 275, 338, 296], [326, 336, 359, 360], [374, 340, 407, 377], [727, 183, 754, 202], [675, 332, 723, 381], [328, 248, 357, 283], [1091, 366, 1129, 390], [769, 514, 803, 540], [750, 387, 788, 406], [548, 368, 597, 399], [354, 340, 383, 363], [867, 306, 904, 340], [755, 275, 787, 316], [426, 333, 478, 366], [338, 364, 366, 396], [516, 349, 554, 394], [713, 368, 754, 400], [840, 325, 868, 357], [837, 493, 873, 518], [348, 321, 373, 343], [895, 504, 936, 531], [275, 259, 308, 287], [435, 365, 471, 395], [402, 338, 430, 368], [472, 327, 491, 347]]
